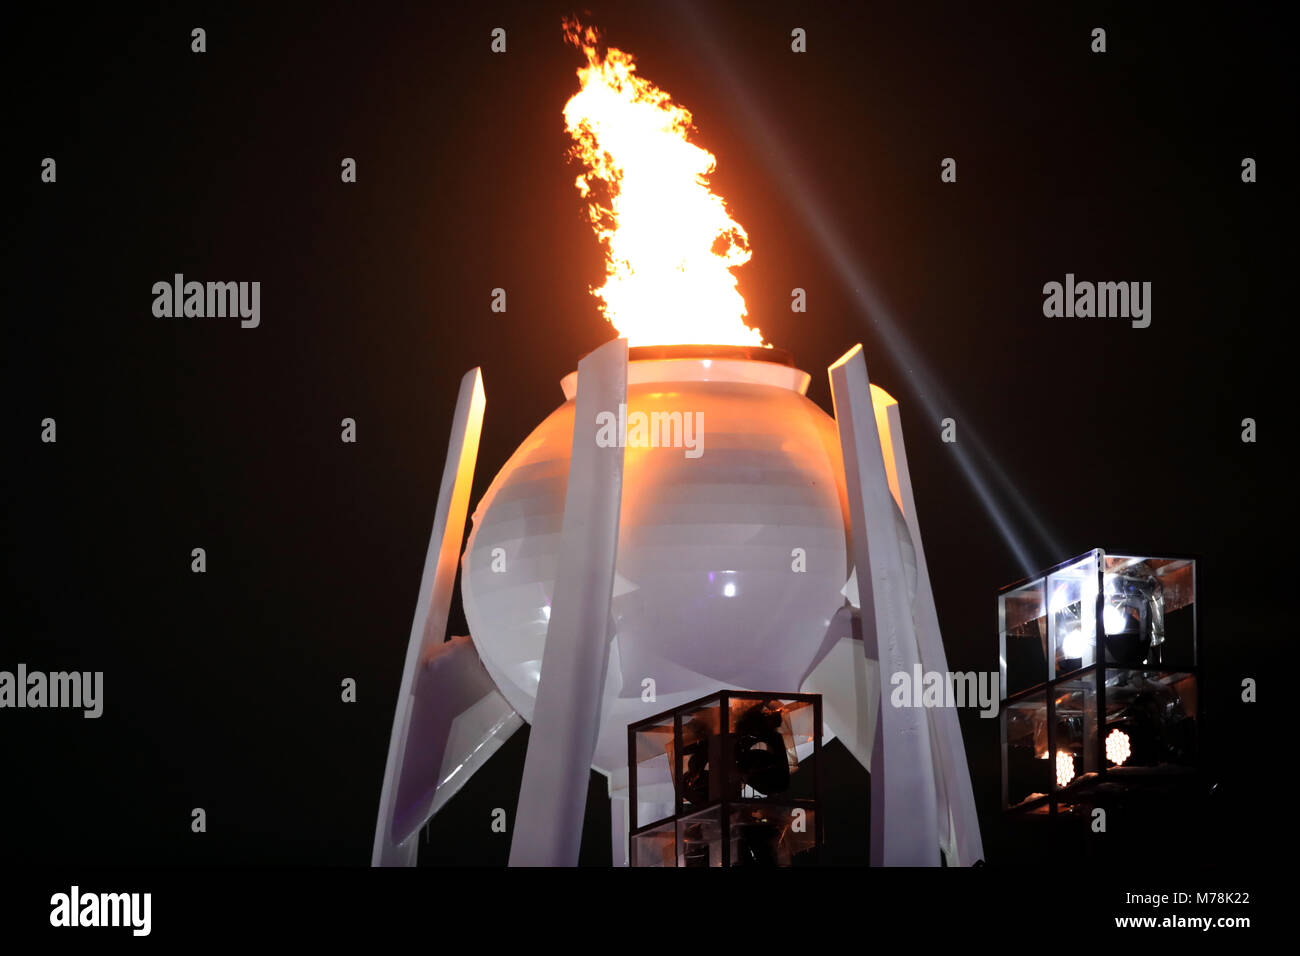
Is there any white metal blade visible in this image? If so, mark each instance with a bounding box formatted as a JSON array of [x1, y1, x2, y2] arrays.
[[509, 338, 628, 867], [373, 368, 487, 866], [829, 343, 939, 866]]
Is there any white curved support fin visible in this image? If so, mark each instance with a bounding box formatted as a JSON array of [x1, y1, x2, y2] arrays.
[[373, 368, 489, 867], [880, 399, 984, 865], [390, 636, 522, 850], [829, 344, 939, 866], [510, 337, 629, 867]]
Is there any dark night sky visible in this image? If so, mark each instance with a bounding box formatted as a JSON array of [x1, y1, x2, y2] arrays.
[[3, 1, 1287, 867]]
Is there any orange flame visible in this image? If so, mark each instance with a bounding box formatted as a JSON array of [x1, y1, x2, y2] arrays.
[[562, 20, 765, 348]]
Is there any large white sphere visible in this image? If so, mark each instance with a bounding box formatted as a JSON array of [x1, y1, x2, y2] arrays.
[[461, 354, 850, 775]]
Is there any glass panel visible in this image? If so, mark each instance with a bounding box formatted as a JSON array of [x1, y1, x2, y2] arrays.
[[632, 716, 675, 827], [1104, 556, 1196, 667], [1000, 576, 1047, 697], [1102, 669, 1197, 769], [631, 820, 677, 867], [1054, 675, 1100, 787], [728, 696, 800, 798], [676, 807, 723, 867], [728, 803, 817, 866], [1047, 550, 1101, 677], [782, 697, 818, 756], [1002, 692, 1052, 809], [669, 699, 722, 809]]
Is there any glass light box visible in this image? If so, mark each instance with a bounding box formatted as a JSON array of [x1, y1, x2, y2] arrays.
[[628, 690, 823, 866], [999, 549, 1199, 815]]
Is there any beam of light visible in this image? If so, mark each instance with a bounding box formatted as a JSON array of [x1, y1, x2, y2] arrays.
[[670, 3, 1061, 577]]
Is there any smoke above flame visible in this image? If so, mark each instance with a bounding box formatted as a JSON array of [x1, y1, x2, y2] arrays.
[[562, 20, 766, 348]]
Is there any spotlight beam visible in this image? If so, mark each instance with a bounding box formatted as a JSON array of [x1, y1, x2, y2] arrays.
[[672, 1, 1059, 575]]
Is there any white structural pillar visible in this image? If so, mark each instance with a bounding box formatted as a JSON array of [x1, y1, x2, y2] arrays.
[[876, 393, 984, 866], [609, 793, 629, 867], [509, 338, 629, 866], [829, 344, 939, 866], [374, 368, 488, 866]]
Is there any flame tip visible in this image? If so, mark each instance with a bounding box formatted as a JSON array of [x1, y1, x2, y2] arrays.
[[562, 19, 763, 349]]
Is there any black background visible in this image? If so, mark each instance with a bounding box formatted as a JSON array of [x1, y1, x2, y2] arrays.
[[3, 0, 1287, 874]]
